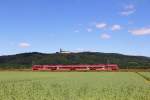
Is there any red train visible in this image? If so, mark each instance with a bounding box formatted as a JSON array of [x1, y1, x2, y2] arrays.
[[32, 64, 119, 71]]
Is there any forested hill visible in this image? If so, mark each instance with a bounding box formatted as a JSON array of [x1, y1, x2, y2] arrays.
[[0, 52, 150, 69]]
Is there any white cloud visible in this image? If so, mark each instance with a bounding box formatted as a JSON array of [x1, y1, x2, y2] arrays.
[[100, 33, 111, 39], [111, 24, 121, 31], [125, 4, 135, 10], [19, 42, 30, 48], [0, 53, 6, 56], [75, 48, 85, 52], [87, 28, 92, 32], [96, 23, 107, 29], [129, 27, 150, 35], [121, 4, 136, 16], [121, 10, 135, 16]]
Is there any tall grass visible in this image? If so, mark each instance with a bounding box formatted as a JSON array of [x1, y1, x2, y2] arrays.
[[0, 72, 149, 100]]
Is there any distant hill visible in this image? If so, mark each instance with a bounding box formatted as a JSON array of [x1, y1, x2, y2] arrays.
[[0, 52, 150, 69]]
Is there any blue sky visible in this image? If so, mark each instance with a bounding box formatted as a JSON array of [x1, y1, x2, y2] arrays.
[[0, 0, 150, 56]]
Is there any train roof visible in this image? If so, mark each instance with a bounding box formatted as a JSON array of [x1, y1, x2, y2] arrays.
[[32, 64, 118, 67]]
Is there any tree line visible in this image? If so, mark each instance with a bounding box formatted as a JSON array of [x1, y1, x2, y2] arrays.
[[0, 52, 150, 69]]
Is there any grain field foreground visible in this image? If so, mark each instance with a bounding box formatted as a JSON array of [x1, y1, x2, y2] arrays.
[[0, 72, 149, 100]]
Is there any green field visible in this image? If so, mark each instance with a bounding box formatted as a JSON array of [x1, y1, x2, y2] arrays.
[[0, 72, 150, 100]]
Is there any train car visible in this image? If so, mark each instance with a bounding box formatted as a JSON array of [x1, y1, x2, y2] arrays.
[[32, 64, 119, 71]]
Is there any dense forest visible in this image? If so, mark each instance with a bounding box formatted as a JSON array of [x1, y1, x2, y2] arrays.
[[0, 52, 150, 69]]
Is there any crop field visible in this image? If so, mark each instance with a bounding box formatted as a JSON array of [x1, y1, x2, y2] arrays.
[[0, 72, 149, 100]]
